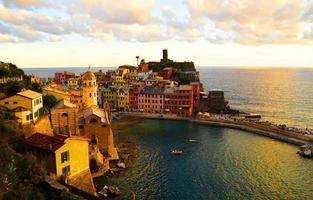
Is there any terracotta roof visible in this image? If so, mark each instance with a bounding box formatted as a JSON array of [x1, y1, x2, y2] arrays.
[[17, 90, 42, 99], [26, 133, 68, 152]]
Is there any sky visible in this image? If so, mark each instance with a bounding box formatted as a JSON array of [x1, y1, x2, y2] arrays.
[[0, 0, 313, 68]]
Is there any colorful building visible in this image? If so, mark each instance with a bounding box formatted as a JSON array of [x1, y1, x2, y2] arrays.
[[138, 86, 164, 113], [103, 86, 118, 109], [54, 71, 75, 85], [67, 77, 80, 89], [116, 87, 129, 111], [26, 133, 90, 180], [0, 89, 44, 124], [164, 85, 194, 117]]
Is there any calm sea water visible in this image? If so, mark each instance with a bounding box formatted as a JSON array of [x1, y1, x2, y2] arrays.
[[96, 119, 313, 199], [24, 67, 313, 129]]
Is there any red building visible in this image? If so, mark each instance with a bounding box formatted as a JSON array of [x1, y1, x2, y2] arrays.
[[54, 71, 75, 84], [164, 85, 194, 117], [158, 67, 173, 80], [190, 82, 201, 111]]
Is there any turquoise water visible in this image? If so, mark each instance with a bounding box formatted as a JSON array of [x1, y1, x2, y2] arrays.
[[98, 119, 313, 200]]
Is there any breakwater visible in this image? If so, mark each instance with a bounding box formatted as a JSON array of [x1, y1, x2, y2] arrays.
[[121, 112, 309, 146]]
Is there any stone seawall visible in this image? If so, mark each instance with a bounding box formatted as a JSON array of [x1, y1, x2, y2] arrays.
[[121, 112, 307, 146]]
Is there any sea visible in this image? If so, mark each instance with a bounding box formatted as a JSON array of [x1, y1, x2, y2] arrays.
[[23, 67, 313, 199]]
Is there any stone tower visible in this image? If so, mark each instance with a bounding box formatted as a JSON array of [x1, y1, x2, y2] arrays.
[[82, 69, 98, 108]]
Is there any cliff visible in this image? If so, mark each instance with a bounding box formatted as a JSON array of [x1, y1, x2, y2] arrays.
[[147, 60, 196, 72]]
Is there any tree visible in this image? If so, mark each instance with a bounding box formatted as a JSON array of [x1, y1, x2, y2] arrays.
[[43, 94, 58, 111]]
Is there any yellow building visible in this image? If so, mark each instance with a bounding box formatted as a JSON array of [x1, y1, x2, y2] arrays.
[[82, 70, 98, 108], [0, 89, 44, 124], [67, 77, 80, 89], [42, 84, 71, 101], [103, 86, 118, 109], [117, 87, 129, 111], [26, 133, 90, 179]]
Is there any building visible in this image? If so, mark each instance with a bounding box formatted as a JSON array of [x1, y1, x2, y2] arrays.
[[190, 82, 201, 111], [128, 87, 139, 112], [81, 106, 118, 160], [161, 49, 169, 62], [103, 86, 118, 109], [26, 133, 90, 180], [138, 86, 164, 113], [208, 89, 228, 113], [42, 84, 71, 101], [118, 65, 138, 73], [82, 70, 98, 108], [0, 89, 43, 124], [54, 71, 75, 85], [158, 67, 173, 80], [51, 100, 80, 136], [164, 85, 193, 117], [116, 87, 129, 111], [67, 77, 80, 89]]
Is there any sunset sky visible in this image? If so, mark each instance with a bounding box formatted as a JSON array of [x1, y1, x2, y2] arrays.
[[0, 0, 313, 68]]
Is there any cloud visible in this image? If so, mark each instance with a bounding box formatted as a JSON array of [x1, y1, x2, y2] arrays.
[[2, 0, 43, 8], [0, 0, 312, 44], [186, 0, 311, 44]]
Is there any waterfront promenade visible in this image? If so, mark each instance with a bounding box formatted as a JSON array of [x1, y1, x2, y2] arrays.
[[120, 112, 310, 146]]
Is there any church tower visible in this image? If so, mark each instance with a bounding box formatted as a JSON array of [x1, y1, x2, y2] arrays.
[[82, 69, 98, 108]]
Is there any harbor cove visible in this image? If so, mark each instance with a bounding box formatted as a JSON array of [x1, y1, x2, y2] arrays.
[[97, 119, 313, 199]]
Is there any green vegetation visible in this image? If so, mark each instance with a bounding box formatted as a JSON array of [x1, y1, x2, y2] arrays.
[[0, 61, 42, 95], [147, 60, 196, 72], [43, 94, 58, 111], [0, 62, 24, 78]]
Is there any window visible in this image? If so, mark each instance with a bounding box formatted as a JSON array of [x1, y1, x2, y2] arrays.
[[61, 113, 68, 117], [62, 165, 70, 176], [61, 151, 70, 163], [89, 118, 98, 124], [4, 102, 9, 105], [13, 102, 18, 104]]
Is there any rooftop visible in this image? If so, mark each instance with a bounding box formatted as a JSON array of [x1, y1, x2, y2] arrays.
[[26, 133, 67, 152], [17, 89, 42, 99], [141, 86, 165, 95]]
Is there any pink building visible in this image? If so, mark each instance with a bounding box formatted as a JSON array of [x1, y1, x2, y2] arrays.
[[138, 86, 165, 113]]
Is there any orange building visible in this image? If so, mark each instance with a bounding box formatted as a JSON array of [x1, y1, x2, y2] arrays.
[[138, 86, 164, 113]]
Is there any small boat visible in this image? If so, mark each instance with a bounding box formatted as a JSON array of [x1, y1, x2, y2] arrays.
[[189, 139, 198, 143], [170, 150, 183, 155]]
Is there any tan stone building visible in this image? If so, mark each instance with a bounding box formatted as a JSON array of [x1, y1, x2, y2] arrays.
[[51, 100, 80, 136]]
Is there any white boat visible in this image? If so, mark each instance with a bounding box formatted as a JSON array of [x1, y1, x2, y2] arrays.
[[189, 139, 198, 143]]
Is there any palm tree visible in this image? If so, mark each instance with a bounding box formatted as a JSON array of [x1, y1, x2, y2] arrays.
[[136, 56, 139, 66]]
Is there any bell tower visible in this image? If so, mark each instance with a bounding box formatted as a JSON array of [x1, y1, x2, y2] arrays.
[[82, 68, 98, 108]]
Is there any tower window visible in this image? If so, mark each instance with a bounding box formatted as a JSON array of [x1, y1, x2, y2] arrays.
[[90, 93, 92, 97]]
